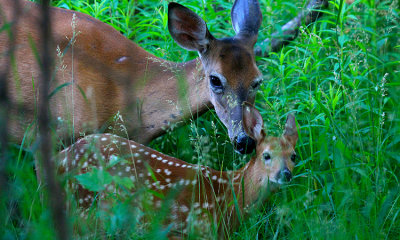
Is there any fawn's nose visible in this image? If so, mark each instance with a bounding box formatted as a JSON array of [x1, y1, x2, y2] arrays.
[[234, 132, 256, 154], [279, 168, 292, 182]]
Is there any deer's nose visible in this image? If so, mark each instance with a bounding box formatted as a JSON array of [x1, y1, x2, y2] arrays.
[[279, 168, 292, 182], [234, 132, 256, 154]]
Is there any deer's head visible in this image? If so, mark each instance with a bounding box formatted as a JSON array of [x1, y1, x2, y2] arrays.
[[242, 103, 298, 187], [168, 0, 262, 154]]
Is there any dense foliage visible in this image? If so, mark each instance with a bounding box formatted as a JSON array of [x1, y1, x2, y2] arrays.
[[2, 0, 399, 239]]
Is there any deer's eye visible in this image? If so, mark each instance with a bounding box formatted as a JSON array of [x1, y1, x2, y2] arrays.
[[263, 153, 271, 163], [210, 75, 223, 93], [291, 153, 296, 162]]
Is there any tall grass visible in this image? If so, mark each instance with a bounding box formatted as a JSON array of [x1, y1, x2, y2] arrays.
[[2, 0, 399, 239]]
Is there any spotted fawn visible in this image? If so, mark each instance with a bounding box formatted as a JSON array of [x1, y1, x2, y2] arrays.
[[57, 103, 299, 237]]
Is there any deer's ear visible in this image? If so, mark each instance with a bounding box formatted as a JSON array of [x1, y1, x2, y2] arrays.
[[168, 2, 214, 53], [284, 114, 298, 147], [231, 0, 262, 45], [242, 102, 264, 143]]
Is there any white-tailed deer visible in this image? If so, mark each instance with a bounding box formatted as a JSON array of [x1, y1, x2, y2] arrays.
[[57, 103, 298, 237], [0, 0, 325, 154]]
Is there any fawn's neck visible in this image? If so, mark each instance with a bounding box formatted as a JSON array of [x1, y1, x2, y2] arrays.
[[231, 159, 272, 212]]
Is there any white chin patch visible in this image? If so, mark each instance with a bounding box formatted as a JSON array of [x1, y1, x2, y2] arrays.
[[277, 179, 285, 185]]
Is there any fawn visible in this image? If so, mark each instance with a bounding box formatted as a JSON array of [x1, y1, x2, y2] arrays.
[[57, 103, 298, 237]]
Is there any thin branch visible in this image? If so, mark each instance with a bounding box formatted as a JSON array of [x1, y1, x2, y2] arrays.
[[38, 0, 69, 239], [0, 0, 21, 223], [255, 0, 329, 57]]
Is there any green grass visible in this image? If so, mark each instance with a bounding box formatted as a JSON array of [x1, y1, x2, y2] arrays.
[[2, 0, 400, 239]]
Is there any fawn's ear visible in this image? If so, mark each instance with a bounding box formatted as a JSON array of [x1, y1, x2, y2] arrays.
[[168, 2, 214, 53], [242, 102, 264, 143], [284, 114, 298, 147]]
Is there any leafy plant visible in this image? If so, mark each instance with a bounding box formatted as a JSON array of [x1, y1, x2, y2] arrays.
[[2, 0, 399, 239]]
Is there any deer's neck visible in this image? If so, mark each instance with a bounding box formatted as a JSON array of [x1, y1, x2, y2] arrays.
[[120, 56, 210, 143]]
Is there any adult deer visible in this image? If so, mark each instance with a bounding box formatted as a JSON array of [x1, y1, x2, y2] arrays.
[[0, 0, 326, 154], [57, 103, 299, 237]]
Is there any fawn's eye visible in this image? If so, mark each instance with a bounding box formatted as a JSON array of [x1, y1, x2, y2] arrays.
[[209, 75, 224, 93], [263, 153, 271, 162], [291, 153, 296, 162]]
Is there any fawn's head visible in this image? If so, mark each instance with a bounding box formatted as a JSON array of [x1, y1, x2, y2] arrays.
[[243, 103, 299, 186], [168, 0, 262, 154]]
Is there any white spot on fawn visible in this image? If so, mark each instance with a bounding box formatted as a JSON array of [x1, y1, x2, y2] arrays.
[[164, 169, 171, 176], [62, 157, 67, 166], [82, 162, 88, 168], [101, 137, 107, 141], [217, 178, 226, 184], [180, 205, 189, 213]]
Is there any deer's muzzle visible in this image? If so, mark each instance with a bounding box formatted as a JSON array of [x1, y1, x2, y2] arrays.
[[233, 132, 255, 154]]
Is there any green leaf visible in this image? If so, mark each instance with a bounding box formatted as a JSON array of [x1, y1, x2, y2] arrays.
[[48, 82, 73, 99], [75, 168, 112, 192], [113, 176, 134, 190]]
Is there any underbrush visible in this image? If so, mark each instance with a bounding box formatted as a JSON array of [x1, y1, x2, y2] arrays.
[[2, 0, 399, 239]]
